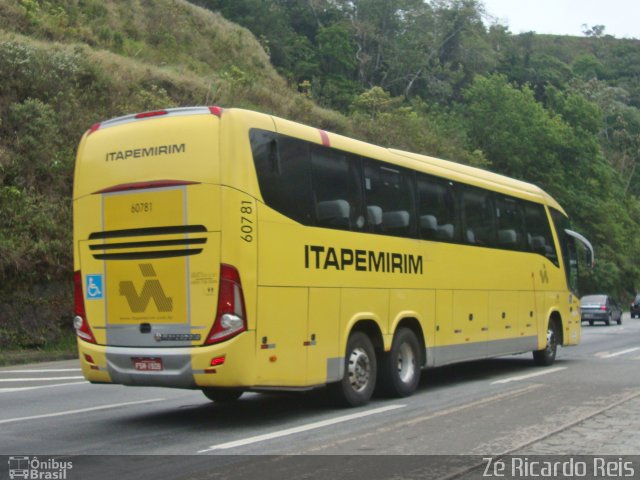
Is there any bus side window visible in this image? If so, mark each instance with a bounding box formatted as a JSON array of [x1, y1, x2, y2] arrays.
[[311, 147, 365, 231], [495, 194, 525, 250], [363, 159, 415, 237], [460, 185, 496, 247], [250, 129, 314, 225], [524, 203, 558, 265], [417, 174, 458, 242]]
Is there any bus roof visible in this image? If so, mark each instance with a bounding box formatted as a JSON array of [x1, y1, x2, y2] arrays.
[[388, 148, 565, 214]]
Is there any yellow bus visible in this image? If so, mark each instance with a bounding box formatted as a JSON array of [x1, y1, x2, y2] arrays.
[[73, 107, 593, 407]]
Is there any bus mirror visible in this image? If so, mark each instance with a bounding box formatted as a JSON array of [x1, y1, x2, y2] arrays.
[[565, 229, 594, 269], [584, 248, 594, 269]]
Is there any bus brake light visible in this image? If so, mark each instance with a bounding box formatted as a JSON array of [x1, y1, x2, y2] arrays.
[[74, 271, 96, 344], [206, 264, 247, 344], [135, 110, 168, 119]]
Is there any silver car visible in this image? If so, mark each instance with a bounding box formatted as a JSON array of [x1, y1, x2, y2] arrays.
[[580, 294, 622, 326]]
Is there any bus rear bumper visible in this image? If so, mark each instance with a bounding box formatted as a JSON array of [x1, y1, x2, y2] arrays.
[[77, 332, 256, 389]]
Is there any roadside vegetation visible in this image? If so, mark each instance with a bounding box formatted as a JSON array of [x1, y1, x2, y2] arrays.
[[1, 0, 639, 349]]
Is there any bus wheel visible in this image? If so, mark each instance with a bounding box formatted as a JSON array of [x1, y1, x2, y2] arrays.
[[533, 320, 558, 366], [330, 331, 377, 407], [202, 388, 244, 403], [378, 328, 421, 397]]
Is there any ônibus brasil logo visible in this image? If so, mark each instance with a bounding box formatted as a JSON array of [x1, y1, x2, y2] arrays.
[[8, 456, 72, 479]]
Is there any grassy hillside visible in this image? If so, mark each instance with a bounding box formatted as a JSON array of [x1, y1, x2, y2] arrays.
[[0, 0, 346, 348]]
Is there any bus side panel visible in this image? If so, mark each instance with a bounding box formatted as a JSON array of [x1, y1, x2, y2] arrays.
[[488, 290, 518, 356], [452, 290, 488, 360], [340, 288, 389, 352], [518, 290, 539, 343], [433, 289, 453, 367], [254, 286, 308, 386], [388, 288, 435, 358], [308, 288, 341, 384]]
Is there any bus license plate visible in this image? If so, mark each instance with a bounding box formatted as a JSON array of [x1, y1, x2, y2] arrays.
[[132, 357, 163, 371]]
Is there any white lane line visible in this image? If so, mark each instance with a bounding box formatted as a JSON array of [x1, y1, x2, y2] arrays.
[[601, 347, 640, 358], [0, 376, 85, 382], [0, 368, 81, 373], [0, 381, 89, 393], [198, 403, 406, 453], [0, 398, 165, 425], [491, 366, 566, 385], [301, 385, 543, 454]]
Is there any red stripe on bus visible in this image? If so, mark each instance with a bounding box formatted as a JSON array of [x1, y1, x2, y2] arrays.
[[93, 180, 199, 194], [318, 129, 330, 147]]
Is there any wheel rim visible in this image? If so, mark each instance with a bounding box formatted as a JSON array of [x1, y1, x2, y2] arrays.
[[546, 327, 557, 355], [397, 342, 416, 384], [347, 347, 371, 393]]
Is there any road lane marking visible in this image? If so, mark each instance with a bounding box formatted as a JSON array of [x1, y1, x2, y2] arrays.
[[0, 398, 165, 425], [0, 381, 89, 393], [0, 376, 85, 382], [601, 347, 640, 358], [490, 367, 566, 385], [301, 384, 543, 454], [0, 368, 81, 373], [197, 404, 406, 453]]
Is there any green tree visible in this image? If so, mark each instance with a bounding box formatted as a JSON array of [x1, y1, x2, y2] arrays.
[[461, 74, 571, 188]]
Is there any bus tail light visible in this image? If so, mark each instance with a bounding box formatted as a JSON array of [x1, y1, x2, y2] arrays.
[[74, 271, 96, 344], [205, 264, 247, 344]]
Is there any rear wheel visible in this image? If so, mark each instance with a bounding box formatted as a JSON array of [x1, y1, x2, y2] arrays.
[[617, 314, 622, 325], [605, 313, 611, 326], [533, 320, 558, 366], [588, 320, 594, 326], [202, 388, 244, 403], [329, 331, 377, 407], [377, 328, 421, 397]]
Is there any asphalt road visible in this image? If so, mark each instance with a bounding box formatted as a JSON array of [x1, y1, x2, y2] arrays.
[[2, 314, 640, 479]]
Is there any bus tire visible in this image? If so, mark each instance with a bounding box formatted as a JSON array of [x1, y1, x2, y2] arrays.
[[330, 331, 377, 407], [533, 320, 558, 366], [377, 328, 421, 398], [202, 388, 244, 403]]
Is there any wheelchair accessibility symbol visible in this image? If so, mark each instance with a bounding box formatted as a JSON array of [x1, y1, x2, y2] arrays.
[[86, 274, 104, 300]]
